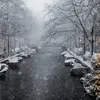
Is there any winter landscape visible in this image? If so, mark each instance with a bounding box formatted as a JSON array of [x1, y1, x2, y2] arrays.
[[0, 0, 100, 100]]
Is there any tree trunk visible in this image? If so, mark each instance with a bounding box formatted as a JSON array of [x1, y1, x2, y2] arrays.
[[8, 35, 9, 56], [94, 35, 97, 53], [83, 33, 86, 54], [91, 36, 94, 55], [91, 26, 94, 55]]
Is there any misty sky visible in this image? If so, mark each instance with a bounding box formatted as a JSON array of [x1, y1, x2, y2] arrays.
[[23, 0, 54, 14], [22, 0, 55, 44]]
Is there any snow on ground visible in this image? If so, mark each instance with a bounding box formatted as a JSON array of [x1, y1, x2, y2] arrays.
[[0, 63, 8, 73], [8, 57, 19, 63], [61, 51, 68, 56], [64, 59, 74, 63], [63, 50, 93, 70], [72, 63, 83, 69], [64, 53, 74, 58]]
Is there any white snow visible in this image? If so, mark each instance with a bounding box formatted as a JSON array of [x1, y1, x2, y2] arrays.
[[64, 59, 74, 63], [20, 52, 28, 57], [72, 63, 84, 69], [30, 49, 36, 54], [67, 50, 93, 70], [0, 63, 8, 73], [61, 51, 68, 56], [15, 48, 20, 53], [8, 57, 19, 63], [18, 57, 23, 60], [64, 53, 74, 58]]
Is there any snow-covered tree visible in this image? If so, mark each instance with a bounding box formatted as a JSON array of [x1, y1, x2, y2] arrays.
[[44, 0, 100, 55], [0, 0, 36, 55]]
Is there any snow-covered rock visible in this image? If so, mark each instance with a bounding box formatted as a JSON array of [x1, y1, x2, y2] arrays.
[[0, 63, 8, 73], [20, 52, 28, 58], [18, 57, 23, 61], [65, 58, 75, 66], [61, 51, 68, 56], [80, 73, 94, 84], [67, 50, 92, 70], [15, 48, 20, 53], [64, 53, 74, 58], [30, 49, 36, 54], [70, 63, 89, 76], [8, 57, 19, 63], [83, 84, 94, 96]]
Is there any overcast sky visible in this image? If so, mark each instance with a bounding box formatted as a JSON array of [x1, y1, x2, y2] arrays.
[[23, 0, 54, 14], [22, 0, 55, 44]]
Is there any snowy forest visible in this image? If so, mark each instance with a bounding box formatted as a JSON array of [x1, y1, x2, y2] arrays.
[[0, 0, 100, 100], [0, 0, 36, 56], [44, 0, 100, 55]]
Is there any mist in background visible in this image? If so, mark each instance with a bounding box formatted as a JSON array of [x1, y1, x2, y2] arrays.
[[22, 0, 54, 45]]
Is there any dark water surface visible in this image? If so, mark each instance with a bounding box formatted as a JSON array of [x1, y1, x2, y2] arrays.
[[0, 47, 95, 100]]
